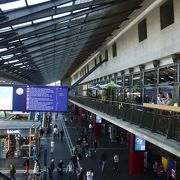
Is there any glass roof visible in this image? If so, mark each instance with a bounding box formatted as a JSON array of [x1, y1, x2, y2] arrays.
[[0, 0, 144, 84]]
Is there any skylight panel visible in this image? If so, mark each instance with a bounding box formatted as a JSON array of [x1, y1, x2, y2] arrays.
[[75, 0, 92, 5], [27, 0, 50, 6], [0, 27, 12, 33], [1, 54, 14, 59], [73, 7, 89, 13], [33, 16, 51, 24], [19, 65, 26, 68], [13, 63, 23, 66], [9, 39, 19, 43], [57, 2, 73, 8], [0, 48, 8, 52], [53, 12, 71, 19], [8, 59, 19, 64], [0, 0, 26, 12], [71, 14, 86, 20], [12, 22, 32, 29]]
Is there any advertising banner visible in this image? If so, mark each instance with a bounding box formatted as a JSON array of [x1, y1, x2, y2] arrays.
[[168, 158, 176, 179]]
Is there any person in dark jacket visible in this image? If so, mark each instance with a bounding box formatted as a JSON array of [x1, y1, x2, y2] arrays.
[[100, 151, 107, 172], [48, 159, 55, 179], [9, 164, 16, 179]]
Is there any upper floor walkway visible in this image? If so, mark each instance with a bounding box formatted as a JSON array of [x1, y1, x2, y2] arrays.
[[69, 96, 180, 157]]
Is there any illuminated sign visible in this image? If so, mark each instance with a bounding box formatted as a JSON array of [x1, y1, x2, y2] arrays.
[[134, 135, 146, 151], [7, 130, 20, 134]]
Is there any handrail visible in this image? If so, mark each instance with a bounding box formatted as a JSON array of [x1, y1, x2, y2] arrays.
[[0, 172, 11, 180], [143, 103, 180, 112], [69, 96, 180, 142], [74, 95, 143, 108]]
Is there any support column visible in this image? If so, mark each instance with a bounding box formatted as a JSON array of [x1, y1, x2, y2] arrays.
[[129, 133, 144, 175], [93, 115, 101, 136]]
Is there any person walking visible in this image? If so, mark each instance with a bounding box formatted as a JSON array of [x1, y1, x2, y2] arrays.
[[93, 139, 98, 152], [57, 160, 64, 175], [77, 167, 85, 180], [50, 140, 54, 155], [33, 160, 41, 180], [24, 158, 30, 175], [113, 154, 119, 171], [86, 169, 93, 180], [100, 151, 107, 172], [48, 159, 55, 179], [32, 145, 37, 161], [71, 154, 78, 174], [60, 129, 64, 141], [66, 161, 73, 180], [9, 164, 16, 180]]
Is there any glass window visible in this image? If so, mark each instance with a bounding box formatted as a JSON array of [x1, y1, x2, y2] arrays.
[[132, 88, 142, 104], [112, 43, 117, 57], [105, 50, 108, 60], [160, 0, 174, 30], [144, 70, 157, 85], [144, 88, 157, 103], [133, 74, 141, 86], [99, 55, 102, 62], [159, 66, 177, 84], [116, 76, 123, 87], [158, 86, 178, 102], [138, 19, 147, 42], [124, 75, 131, 87]]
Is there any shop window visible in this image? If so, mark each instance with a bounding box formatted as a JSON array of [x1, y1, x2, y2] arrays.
[[132, 88, 142, 104], [158, 86, 178, 102], [112, 43, 117, 57], [99, 55, 102, 62], [144, 87, 157, 103], [105, 50, 108, 60], [133, 74, 142, 86], [124, 75, 132, 87], [144, 70, 157, 85], [116, 76, 123, 87], [94, 58, 97, 66], [160, 0, 174, 30], [124, 88, 131, 102], [159, 66, 177, 84], [138, 19, 147, 42]]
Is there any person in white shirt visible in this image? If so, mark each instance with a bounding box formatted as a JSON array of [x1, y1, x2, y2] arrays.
[[86, 169, 93, 180], [50, 140, 54, 154], [66, 160, 73, 179]]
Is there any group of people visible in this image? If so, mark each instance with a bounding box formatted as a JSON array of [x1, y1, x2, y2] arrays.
[[9, 158, 41, 180], [156, 92, 173, 106], [53, 124, 64, 141], [46, 157, 94, 180], [153, 162, 165, 180]]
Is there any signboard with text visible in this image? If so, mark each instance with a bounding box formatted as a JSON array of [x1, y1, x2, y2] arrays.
[[0, 85, 68, 112]]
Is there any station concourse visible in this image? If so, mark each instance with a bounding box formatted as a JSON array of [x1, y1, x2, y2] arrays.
[[0, 0, 180, 180]]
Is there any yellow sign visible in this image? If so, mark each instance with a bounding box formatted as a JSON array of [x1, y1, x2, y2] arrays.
[[162, 156, 167, 172]]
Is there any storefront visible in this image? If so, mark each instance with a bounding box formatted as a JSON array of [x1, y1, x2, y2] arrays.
[[0, 120, 40, 159]]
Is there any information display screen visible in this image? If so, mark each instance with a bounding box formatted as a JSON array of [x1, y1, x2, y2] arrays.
[[134, 135, 146, 151], [0, 85, 68, 112], [0, 86, 13, 110], [96, 115, 102, 123], [26, 85, 68, 112]]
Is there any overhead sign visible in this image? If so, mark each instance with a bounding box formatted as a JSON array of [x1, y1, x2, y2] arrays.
[[7, 130, 20, 134], [0, 85, 68, 112], [0, 0, 20, 4]]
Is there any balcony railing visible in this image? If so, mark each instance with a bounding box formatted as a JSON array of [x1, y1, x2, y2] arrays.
[[0, 172, 11, 180], [69, 96, 180, 142]]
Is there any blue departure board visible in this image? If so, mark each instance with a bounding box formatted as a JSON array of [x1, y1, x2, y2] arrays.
[[26, 86, 68, 112]]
